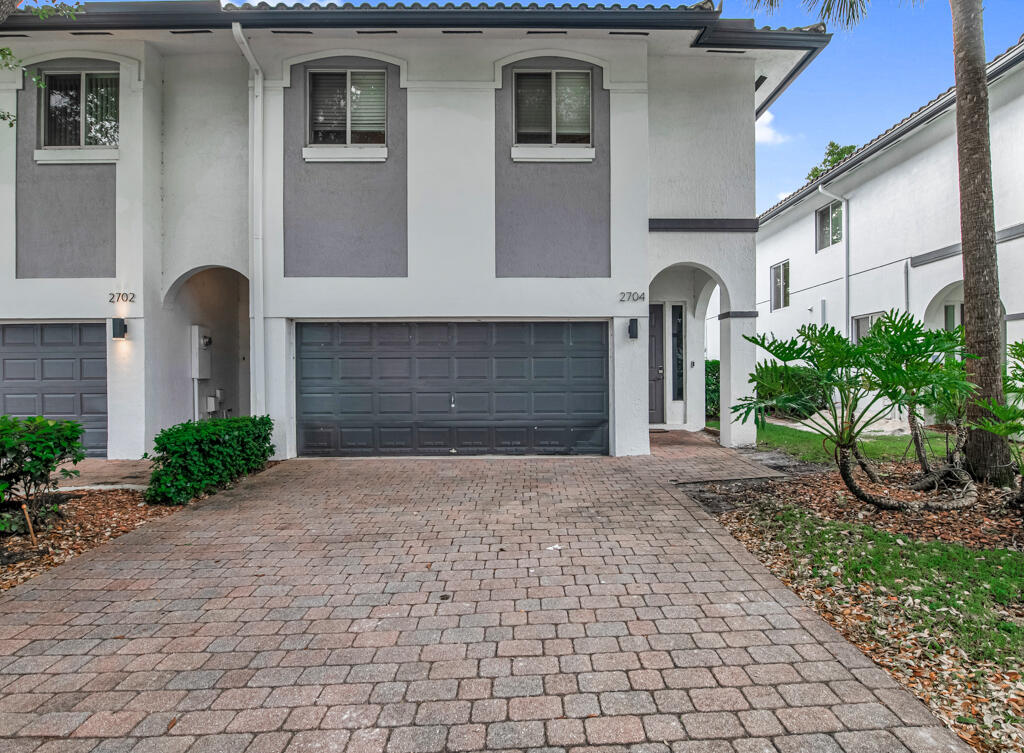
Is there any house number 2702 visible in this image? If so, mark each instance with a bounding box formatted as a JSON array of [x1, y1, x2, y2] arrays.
[[619, 291, 646, 302], [109, 292, 136, 303]]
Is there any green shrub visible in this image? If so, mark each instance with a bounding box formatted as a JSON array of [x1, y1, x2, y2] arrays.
[[0, 415, 85, 526], [145, 416, 274, 505], [754, 364, 829, 419], [705, 360, 721, 418]]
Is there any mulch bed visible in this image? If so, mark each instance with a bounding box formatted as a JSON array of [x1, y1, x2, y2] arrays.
[[704, 464, 1024, 753], [0, 489, 179, 592]]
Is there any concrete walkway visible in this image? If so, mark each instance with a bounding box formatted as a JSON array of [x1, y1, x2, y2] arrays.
[[1, 434, 967, 752]]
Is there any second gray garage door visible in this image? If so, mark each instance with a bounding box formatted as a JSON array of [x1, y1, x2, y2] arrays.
[[0, 323, 108, 457], [297, 321, 609, 456]]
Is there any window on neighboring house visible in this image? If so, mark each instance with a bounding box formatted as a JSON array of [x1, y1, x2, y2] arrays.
[[42, 71, 119, 147], [815, 199, 843, 251], [852, 312, 883, 343], [514, 70, 591, 146], [308, 69, 386, 146], [944, 303, 965, 331], [671, 304, 685, 401], [770, 261, 790, 311]]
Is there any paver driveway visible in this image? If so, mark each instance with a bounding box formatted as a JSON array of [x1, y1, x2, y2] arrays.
[[1, 434, 968, 753]]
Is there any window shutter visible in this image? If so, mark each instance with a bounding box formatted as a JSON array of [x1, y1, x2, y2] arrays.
[[84, 73, 119, 146], [350, 71, 387, 144], [44, 74, 82, 147], [515, 72, 552, 144], [555, 71, 591, 144], [309, 72, 348, 144]]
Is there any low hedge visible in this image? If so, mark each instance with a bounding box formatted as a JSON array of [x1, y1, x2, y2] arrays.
[[145, 416, 274, 505], [0, 415, 85, 531], [705, 359, 721, 418]]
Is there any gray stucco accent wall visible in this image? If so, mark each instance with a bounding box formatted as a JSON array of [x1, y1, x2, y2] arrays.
[[283, 57, 408, 277], [495, 57, 610, 278], [16, 59, 117, 279]]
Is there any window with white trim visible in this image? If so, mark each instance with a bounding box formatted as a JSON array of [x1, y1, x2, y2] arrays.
[[852, 312, 883, 343], [41, 71, 119, 147], [815, 199, 842, 251], [514, 70, 592, 146], [770, 260, 790, 312], [308, 69, 386, 146]]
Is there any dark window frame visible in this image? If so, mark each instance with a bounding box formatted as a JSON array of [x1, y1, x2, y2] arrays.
[[39, 70, 120, 148], [512, 69, 593, 147], [671, 304, 685, 401], [306, 67, 388, 147]]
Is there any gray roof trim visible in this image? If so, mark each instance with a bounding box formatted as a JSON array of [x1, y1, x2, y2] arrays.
[[718, 310, 758, 320], [760, 36, 1024, 225], [1006, 312, 1024, 322], [649, 218, 759, 232], [909, 221, 1024, 268]]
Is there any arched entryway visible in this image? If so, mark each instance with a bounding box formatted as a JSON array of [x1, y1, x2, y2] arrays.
[[648, 262, 756, 448], [156, 266, 251, 427]]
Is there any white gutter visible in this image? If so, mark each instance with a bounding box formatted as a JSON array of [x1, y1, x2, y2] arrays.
[[818, 184, 850, 337], [232, 22, 267, 416]]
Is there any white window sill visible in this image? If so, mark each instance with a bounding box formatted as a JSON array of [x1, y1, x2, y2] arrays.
[[302, 146, 388, 163], [34, 148, 119, 165], [511, 146, 595, 163]]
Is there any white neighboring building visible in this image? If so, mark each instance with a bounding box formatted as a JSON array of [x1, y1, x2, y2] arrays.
[[0, 1, 829, 458], [707, 35, 1024, 361]]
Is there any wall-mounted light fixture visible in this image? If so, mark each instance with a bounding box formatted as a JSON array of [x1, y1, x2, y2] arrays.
[[628, 318, 639, 339], [112, 318, 128, 339]]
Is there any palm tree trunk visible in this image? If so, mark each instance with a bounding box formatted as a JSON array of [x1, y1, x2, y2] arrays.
[[950, 0, 1014, 486], [0, 0, 18, 26]]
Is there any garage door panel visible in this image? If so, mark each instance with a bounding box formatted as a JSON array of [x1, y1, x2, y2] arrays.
[[296, 322, 608, 456], [3, 325, 36, 346], [3, 359, 37, 380], [5, 393, 39, 414], [81, 358, 106, 380], [42, 393, 76, 415], [80, 324, 106, 345], [42, 359, 76, 380], [81, 394, 107, 415]]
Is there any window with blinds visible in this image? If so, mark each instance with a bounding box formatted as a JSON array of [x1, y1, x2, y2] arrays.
[[308, 70, 386, 146], [514, 70, 591, 146], [42, 72, 119, 148]]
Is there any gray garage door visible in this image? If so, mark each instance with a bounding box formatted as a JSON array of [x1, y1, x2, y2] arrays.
[[296, 321, 609, 456], [0, 323, 108, 457]]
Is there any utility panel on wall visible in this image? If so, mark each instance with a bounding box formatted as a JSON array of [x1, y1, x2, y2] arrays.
[[190, 324, 212, 380]]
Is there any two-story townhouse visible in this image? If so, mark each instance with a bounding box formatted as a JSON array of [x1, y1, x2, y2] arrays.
[[0, 0, 828, 458], [707, 35, 1024, 362]]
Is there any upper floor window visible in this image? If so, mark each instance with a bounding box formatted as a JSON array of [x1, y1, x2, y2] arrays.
[[852, 312, 883, 343], [308, 70, 386, 146], [514, 70, 591, 146], [815, 199, 842, 251], [770, 260, 790, 311], [42, 72, 119, 147]]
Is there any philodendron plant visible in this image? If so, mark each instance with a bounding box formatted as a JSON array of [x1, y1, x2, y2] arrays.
[[733, 318, 977, 511]]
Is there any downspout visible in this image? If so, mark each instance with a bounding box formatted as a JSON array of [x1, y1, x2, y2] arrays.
[[818, 184, 850, 336], [232, 22, 267, 416]]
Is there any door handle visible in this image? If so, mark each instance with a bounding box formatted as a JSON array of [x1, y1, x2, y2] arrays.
[[658, 367, 664, 375], [450, 393, 455, 409]]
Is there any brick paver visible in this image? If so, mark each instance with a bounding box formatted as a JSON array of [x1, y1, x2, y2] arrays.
[[1, 432, 968, 752]]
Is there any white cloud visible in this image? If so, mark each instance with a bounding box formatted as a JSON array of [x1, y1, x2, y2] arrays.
[[776, 191, 792, 202], [755, 111, 789, 145]]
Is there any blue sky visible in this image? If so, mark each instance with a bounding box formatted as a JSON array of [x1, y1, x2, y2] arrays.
[[73, 0, 1023, 212], [747, 0, 1023, 212]]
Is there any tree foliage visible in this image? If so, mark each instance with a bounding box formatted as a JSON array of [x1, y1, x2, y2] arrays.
[[806, 140, 857, 182], [0, 1, 80, 126]]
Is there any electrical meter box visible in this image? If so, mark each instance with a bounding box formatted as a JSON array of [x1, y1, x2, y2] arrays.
[[190, 324, 212, 380]]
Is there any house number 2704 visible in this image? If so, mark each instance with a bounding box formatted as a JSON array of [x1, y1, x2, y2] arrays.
[[619, 291, 646, 302], [109, 292, 136, 303]]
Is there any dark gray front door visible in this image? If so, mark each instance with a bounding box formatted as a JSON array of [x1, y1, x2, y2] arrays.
[[0, 323, 108, 456], [649, 304, 665, 423], [296, 322, 609, 456]]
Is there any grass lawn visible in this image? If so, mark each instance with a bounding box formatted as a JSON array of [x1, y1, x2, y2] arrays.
[[748, 503, 1024, 668], [705, 417, 949, 464]]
